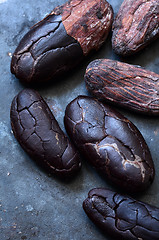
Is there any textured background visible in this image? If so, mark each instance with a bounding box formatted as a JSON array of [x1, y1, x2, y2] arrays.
[[0, 0, 159, 239]]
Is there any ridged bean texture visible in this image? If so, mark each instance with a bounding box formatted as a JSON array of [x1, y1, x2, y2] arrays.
[[10, 89, 81, 179], [64, 96, 154, 192], [112, 0, 159, 56], [85, 59, 159, 115], [83, 188, 159, 240]]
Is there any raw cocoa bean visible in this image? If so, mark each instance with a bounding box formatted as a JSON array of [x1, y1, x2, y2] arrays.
[[11, 0, 113, 84], [85, 59, 159, 115], [10, 89, 81, 179], [112, 0, 159, 56], [83, 188, 159, 240], [64, 96, 154, 192]]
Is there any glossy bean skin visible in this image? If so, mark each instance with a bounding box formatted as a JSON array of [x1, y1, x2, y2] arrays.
[[10, 89, 81, 179], [11, 0, 113, 84], [83, 188, 159, 240], [64, 96, 154, 192]]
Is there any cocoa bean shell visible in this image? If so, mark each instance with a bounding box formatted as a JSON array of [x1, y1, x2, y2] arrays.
[[10, 89, 81, 179], [11, 0, 113, 84], [85, 59, 159, 115], [83, 188, 159, 240], [112, 0, 159, 56], [64, 95, 155, 192]]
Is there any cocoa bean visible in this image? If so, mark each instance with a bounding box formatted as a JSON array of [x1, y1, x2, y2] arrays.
[[64, 96, 155, 192], [11, 0, 113, 84], [10, 89, 81, 179], [112, 0, 159, 56], [85, 59, 159, 115], [83, 188, 159, 240]]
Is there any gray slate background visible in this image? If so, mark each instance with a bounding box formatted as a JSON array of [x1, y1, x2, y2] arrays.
[[0, 0, 159, 239]]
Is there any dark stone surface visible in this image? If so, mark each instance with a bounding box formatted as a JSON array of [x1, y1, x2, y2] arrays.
[[0, 0, 159, 239]]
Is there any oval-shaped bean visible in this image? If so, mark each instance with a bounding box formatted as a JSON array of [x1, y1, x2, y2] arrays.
[[83, 188, 159, 240], [64, 96, 154, 192], [112, 0, 159, 56], [11, 0, 113, 84], [10, 89, 81, 179], [85, 59, 159, 115]]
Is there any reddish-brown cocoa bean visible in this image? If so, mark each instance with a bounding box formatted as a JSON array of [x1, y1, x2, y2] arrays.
[[85, 59, 159, 115], [112, 0, 159, 56]]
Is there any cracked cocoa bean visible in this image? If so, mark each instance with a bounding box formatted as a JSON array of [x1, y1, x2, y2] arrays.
[[112, 0, 159, 56], [11, 0, 113, 84], [10, 89, 81, 179], [85, 59, 159, 115], [83, 188, 159, 240], [64, 96, 154, 192]]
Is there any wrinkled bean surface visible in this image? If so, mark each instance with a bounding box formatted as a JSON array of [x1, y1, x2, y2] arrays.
[[112, 0, 159, 56], [85, 59, 159, 115]]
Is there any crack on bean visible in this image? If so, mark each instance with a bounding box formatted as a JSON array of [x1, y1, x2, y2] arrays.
[[65, 96, 154, 192], [11, 89, 81, 178], [84, 189, 159, 239]]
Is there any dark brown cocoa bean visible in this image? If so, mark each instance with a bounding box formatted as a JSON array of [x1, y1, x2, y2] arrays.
[[64, 96, 154, 192], [11, 0, 113, 84], [85, 59, 159, 115], [112, 0, 159, 56], [83, 188, 159, 240], [10, 89, 81, 179]]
